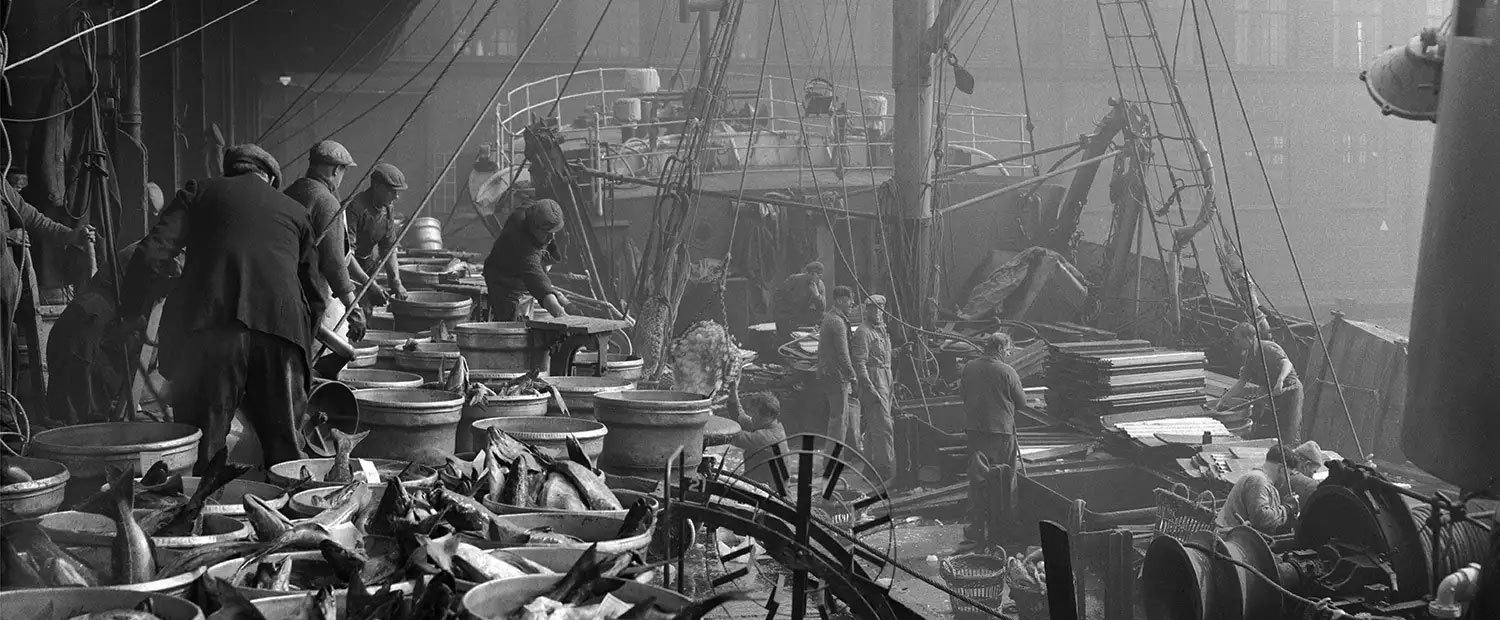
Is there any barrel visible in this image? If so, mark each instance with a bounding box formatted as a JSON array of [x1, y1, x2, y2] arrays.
[[544, 376, 635, 421], [31, 422, 200, 503], [0, 588, 205, 620], [614, 97, 643, 122], [455, 322, 543, 372], [394, 342, 463, 383], [571, 352, 645, 381], [338, 368, 425, 389], [389, 291, 473, 333], [460, 392, 551, 454], [347, 389, 464, 463], [594, 391, 712, 478], [411, 217, 444, 251], [470, 416, 607, 461]]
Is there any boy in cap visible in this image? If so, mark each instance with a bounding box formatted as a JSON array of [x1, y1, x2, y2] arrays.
[[1217, 443, 1300, 534], [1288, 440, 1326, 508], [346, 162, 410, 311], [484, 198, 568, 320], [284, 140, 365, 342], [773, 261, 826, 346], [853, 293, 894, 482], [726, 379, 789, 488]]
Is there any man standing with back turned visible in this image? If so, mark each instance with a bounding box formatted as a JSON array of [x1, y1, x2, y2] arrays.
[[283, 140, 365, 342], [1216, 321, 1304, 443], [959, 333, 1026, 549], [119, 145, 326, 472]]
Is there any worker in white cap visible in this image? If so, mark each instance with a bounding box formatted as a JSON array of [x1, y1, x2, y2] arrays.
[[284, 140, 365, 344], [345, 162, 410, 312], [1288, 440, 1326, 509], [852, 293, 894, 482]]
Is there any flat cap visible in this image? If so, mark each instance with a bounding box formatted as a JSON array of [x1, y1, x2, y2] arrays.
[[371, 163, 408, 190], [526, 199, 565, 234], [1294, 441, 1327, 468], [805, 261, 825, 274], [309, 140, 357, 167], [865, 294, 887, 306], [223, 144, 283, 188]]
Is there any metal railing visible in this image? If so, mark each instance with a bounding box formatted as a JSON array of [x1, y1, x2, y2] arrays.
[[492, 67, 1035, 180]]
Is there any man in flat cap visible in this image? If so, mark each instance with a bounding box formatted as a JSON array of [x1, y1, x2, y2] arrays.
[[852, 293, 894, 482], [345, 162, 410, 312], [772, 261, 826, 348], [958, 332, 1027, 549], [284, 140, 365, 343], [484, 198, 568, 320], [120, 144, 326, 471]]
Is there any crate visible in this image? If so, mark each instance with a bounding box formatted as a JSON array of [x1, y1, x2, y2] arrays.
[[1153, 483, 1221, 540], [940, 550, 1008, 619]]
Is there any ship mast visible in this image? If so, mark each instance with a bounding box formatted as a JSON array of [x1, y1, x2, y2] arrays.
[[888, 0, 959, 331]]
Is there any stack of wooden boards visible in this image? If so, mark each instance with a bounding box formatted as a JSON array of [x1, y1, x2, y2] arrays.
[[1045, 340, 1207, 420]]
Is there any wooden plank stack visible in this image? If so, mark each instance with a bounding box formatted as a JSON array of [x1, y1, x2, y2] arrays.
[[1045, 340, 1208, 420]]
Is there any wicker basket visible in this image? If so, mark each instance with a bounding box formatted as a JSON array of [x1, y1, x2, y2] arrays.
[[939, 549, 1008, 619], [1010, 586, 1050, 620], [1153, 483, 1221, 540]]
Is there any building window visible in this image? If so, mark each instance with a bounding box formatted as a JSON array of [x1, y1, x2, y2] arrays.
[[1334, 126, 1384, 206], [431, 151, 457, 214], [583, 0, 642, 59], [1229, 121, 1288, 206], [1333, 0, 1383, 68], [1234, 0, 1288, 67]]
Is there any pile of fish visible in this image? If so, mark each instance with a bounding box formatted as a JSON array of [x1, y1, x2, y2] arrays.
[[1, 449, 252, 588], [465, 370, 555, 408], [1006, 548, 1047, 595], [669, 321, 748, 400], [442, 426, 622, 513], [511, 545, 743, 620]]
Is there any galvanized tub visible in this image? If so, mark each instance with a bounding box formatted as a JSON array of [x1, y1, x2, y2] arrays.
[[455, 321, 539, 372], [399, 264, 451, 290], [146, 476, 287, 517], [0, 455, 69, 518], [207, 547, 418, 601], [543, 376, 636, 420], [469, 416, 607, 462], [394, 342, 463, 383], [348, 388, 464, 463], [470, 513, 653, 555], [571, 352, 645, 381], [483, 488, 655, 519], [266, 458, 439, 490], [30, 422, 200, 502], [347, 344, 380, 368], [462, 575, 687, 620], [337, 368, 425, 389], [0, 588, 204, 620], [594, 391, 712, 478], [359, 329, 431, 361], [388, 291, 472, 333], [458, 393, 551, 454]]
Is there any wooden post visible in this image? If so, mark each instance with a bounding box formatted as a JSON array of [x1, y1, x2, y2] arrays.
[[889, 0, 940, 330]]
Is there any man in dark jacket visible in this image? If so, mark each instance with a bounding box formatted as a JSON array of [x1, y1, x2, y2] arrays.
[[120, 144, 326, 472], [484, 199, 568, 320], [959, 332, 1026, 548], [817, 285, 859, 451], [345, 163, 410, 312], [773, 261, 826, 346], [0, 182, 96, 395], [283, 140, 364, 342]]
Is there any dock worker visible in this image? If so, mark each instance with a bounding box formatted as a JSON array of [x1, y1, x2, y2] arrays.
[[0, 176, 96, 395], [816, 285, 860, 462], [1217, 444, 1300, 534], [773, 261, 826, 347], [284, 140, 365, 343], [345, 163, 410, 312], [959, 332, 1026, 549], [1215, 321, 1304, 443], [119, 144, 326, 472], [853, 293, 894, 482], [47, 227, 182, 425], [1288, 440, 1326, 509], [484, 198, 568, 320]]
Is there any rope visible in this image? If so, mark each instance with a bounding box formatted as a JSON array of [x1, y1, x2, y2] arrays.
[[319, 0, 564, 347], [0, 391, 29, 457], [263, 0, 444, 152], [141, 0, 264, 58], [1199, 0, 1365, 461], [3, 0, 166, 71], [543, 0, 617, 120], [2, 13, 100, 124], [257, 0, 400, 142], [1006, 0, 1037, 173]]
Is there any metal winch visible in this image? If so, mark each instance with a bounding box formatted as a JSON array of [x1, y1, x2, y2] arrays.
[[1143, 461, 1496, 620]]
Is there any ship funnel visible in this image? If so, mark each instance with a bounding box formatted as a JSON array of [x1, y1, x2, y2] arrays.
[[1360, 31, 1442, 122], [1402, 11, 1500, 494]]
